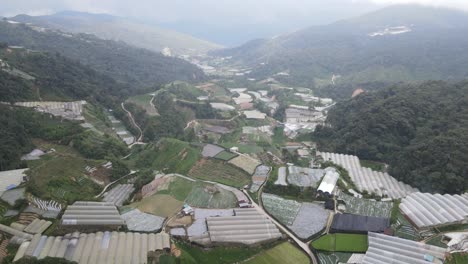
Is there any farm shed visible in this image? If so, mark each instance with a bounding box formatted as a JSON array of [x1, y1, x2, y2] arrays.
[[317, 167, 339, 196], [102, 184, 135, 207], [399, 192, 468, 229], [13, 231, 171, 263], [121, 209, 165, 232], [362, 232, 446, 264], [206, 208, 282, 245], [243, 110, 266, 120], [0, 223, 33, 244], [0, 169, 27, 196], [318, 152, 418, 199], [331, 214, 390, 234], [61, 201, 124, 227]]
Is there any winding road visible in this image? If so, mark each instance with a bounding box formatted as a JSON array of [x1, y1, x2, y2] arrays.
[[121, 102, 144, 146]]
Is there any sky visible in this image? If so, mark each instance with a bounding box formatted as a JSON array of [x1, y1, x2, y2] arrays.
[[2, 0, 468, 46]]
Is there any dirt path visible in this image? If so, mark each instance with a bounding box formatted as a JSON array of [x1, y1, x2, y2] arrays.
[[121, 102, 144, 145], [94, 170, 138, 198]]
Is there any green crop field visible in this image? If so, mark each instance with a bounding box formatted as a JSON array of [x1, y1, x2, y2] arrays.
[[185, 183, 237, 209], [312, 234, 368, 252], [338, 192, 393, 218], [317, 252, 352, 264], [133, 139, 201, 174], [129, 194, 184, 217], [26, 142, 101, 203], [220, 143, 264, 154], [188, 159, 251, 188], [214, 151, 238, 161], [244, 242, 309, 264]]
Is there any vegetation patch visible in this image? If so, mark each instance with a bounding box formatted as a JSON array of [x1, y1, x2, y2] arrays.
[[312, 234, 368, 252], [128, 194, 183, 217], [214, 151, 238, 161], [185, 183, 237, 209], [133, 139, 201, 174], [244, 242, 309, 264], [188, 159, 251, 188], [126, 93, 159, 116], [445, 252, 468, 264], [338, 192, 393, 218]]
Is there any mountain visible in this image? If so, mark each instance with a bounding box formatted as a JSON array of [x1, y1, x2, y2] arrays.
[[214, 5, 468, 88], [314, 80, 468, 194], [0, 20, 205, 88], [11, 11, 223, 55]]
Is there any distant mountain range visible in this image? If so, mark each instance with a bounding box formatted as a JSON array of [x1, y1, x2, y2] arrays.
[[10, 11, 222, 55], [0, 20, 205, 89], [213, 5, 468, 87]]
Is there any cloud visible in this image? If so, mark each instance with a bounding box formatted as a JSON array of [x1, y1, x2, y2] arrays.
[[359, 0, 468, 11]]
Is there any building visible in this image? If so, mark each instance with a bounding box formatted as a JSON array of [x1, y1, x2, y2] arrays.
[[13, 231, 170, 263], [330, 214, 390, 234], [363, 232, 446, 264], [61, 201, 124, 228], [285, 108, 324, 123], [317, 167, 339, 196], [400, 192, 468, 229]]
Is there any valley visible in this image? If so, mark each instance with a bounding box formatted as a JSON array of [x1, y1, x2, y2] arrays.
[[0, 4, 467, 264]]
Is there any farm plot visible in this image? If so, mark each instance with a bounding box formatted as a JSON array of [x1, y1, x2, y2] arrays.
[[317, 252, 352, 264], [189, 159, 251, 188], [126, 93, 159, 116], [214, 151, 238, 161], [391, 212, 421, 241], [289, 203, 329, 239], [171, 208, 234, 238], [287, 166, 323, 187], [244, 242, 309, 264], [338, 192, 393, 218], [262, 193, 301, 225], [312, 234, 368, 252], [202, 144, 225, 158], [185, 183, 237, 209], [228, 155, 261, 175], [128, 194, 184, 217], [250, 165, 271, 192]]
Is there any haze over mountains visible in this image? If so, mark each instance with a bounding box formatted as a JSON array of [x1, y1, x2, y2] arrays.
[[214, 5, 468, 87], [11, 11, 222, 55]]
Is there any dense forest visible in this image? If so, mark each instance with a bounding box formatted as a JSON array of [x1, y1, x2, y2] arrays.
[[0, 21, 205, 88], [314, 81, 468, 194]]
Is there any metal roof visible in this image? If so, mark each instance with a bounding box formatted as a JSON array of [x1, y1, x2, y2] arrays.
[[13, 231, 171, 263], [61, 201, 124, 226], [400, 192, 468, 229], [363, 232, 446, 264], [102, 184, 135, 207], [206, 208, 282, 245], [319, 152, 418, 199], [24, 219, 52, 234]]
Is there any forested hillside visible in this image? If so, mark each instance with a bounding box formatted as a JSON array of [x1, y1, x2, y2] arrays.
[[214, 5, 468, 88], [0, 46, 134, 105], [0, 20, 205, 88], [314, 81, 468, 194]]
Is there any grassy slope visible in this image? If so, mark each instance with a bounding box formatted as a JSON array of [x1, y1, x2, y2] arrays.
[[244, 242, 309, 264], [26, 142, 102, 203], [445, 253, 468, 264]]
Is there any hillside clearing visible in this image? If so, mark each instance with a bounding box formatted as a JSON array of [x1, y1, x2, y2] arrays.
[[188, 159, 251, 188]]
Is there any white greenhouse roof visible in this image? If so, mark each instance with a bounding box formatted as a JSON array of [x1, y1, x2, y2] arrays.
[[400, 192, 468, 229], [363, 232, 446, 264]]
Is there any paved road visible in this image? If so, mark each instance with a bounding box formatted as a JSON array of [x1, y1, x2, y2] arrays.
[[243, 190, 318, 264]]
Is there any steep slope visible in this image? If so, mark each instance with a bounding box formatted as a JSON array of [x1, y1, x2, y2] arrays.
[[0, 20, 205, 89], [214, 5, 468, 87], [11, 11, 222, 55], [314, 80, 468, 194]]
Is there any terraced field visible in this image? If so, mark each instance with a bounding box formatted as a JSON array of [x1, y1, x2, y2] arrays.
[[188, 159, 250, 188]]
